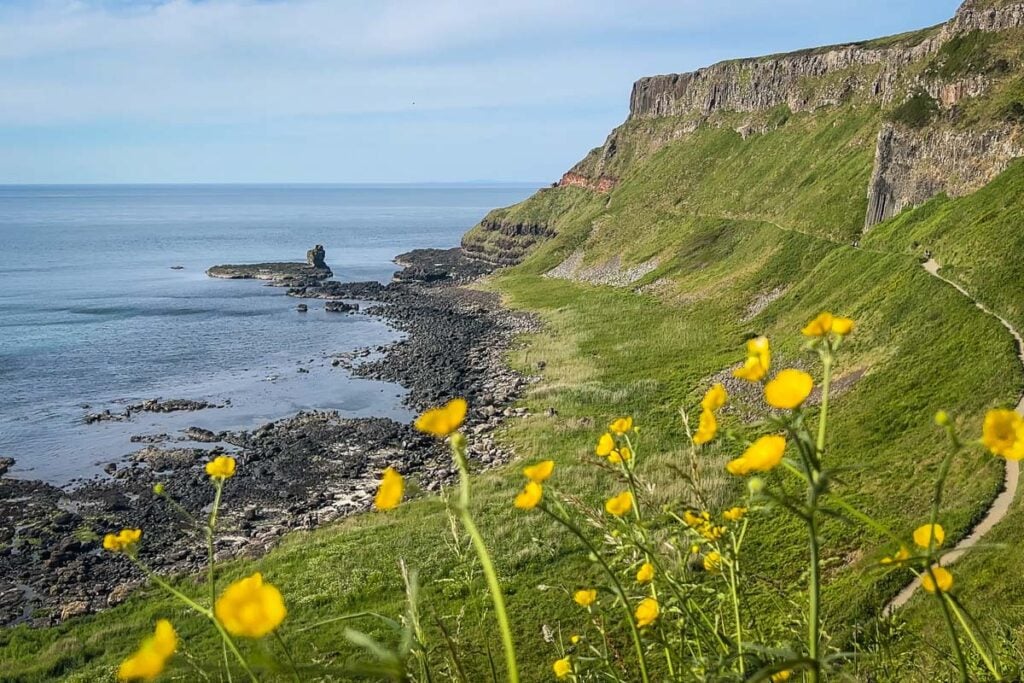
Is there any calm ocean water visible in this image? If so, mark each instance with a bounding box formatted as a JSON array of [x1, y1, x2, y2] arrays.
[[0, 184, 536, 483]]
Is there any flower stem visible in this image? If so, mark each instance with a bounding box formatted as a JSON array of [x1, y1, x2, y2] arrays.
[[207, 480, 224, 609], [539, 506, 650, 683], [450, 437, 519, 683]]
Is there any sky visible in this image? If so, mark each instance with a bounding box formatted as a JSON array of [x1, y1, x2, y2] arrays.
[[0, 0, 964, 184]]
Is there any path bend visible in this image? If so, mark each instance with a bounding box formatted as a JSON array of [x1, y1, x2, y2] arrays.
[[884, 259, 1023, 614]]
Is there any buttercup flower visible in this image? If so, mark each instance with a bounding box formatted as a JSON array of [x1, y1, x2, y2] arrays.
[[635, 597, 659, 627], [604, 491, 633, 517], [569, 634, 581, 645], [414, 398, 467, 438], [117, 619, 177, 681], [573, 589, 597, 607], [913, 524, 945, 549], [693, 409, 718, 445], [802, 312, 835, 337], [733, 336, 771, 382], [214, 573, 287, 638], [523, 460, 555, 484], [726, 435, 787, 476], [922, 566, 954, 594], [764, 369, 814, 410], [771, 670, 793, 682], [703, 551, 722, 573], [701, 383, 728, 412], [723, 506, 747, 522], [595, 433, 615, 457], [683, 510, 709, 528], [373, 467, 404, 511], [636, 562, 655, 584], [103, 528, 142, 554], [880, 546, 911, 566], [553, 657, 573, 679], [608, 447, 632, 464], [832, 317, 855, 336], [609, 416, 633, 435], [982, 408, 1024, 459], [514, 482, 543, 510], [205, 455, 236, 480]]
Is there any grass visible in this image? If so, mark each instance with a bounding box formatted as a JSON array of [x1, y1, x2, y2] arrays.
[[8, 20, 1024, 681]]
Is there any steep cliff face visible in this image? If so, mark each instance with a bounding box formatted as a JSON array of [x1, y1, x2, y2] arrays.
[[465, 0, 1024, 265]]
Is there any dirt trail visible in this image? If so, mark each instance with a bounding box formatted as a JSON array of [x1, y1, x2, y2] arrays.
[[885, 259, 1022, 614]]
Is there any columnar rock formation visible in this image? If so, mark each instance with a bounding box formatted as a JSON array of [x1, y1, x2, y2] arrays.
[[462, 0, 1024, 265]]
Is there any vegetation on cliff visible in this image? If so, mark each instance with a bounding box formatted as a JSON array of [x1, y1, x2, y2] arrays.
[[4, 0, 1024, 681]]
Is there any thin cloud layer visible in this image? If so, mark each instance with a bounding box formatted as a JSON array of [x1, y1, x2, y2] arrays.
[[0, 0, 961, 182]]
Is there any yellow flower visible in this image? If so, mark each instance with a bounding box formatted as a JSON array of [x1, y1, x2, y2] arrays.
[[981, 408, 1024, 459], [103, 528, 142, 553], [523, 460, 555, 483], [634, 597, 659, 627], [117, 619, 177, 681], [573, 589, 597, 607], [608, 447, 632, 464], [682, 510, 708, 528], [692, 409, 718, 445], [595, 432, 615, 457], [214, 573, 287, 638], [701, 383, 728, 412], [723, 506, 747, 522], [414, 398, 467, 437], [703, 551, 722, 573], [922, 566, 954, 594], [733, 336, 771, 382], [514, 482, 543, 510], [726, 435, 787, 476], [636, 562, 655, 584], [609, 416, 633, 435], [764, 369, 814, 410], [373, 467, 404, 511], [604, 491, 634, 517], [913, 524, 945, 549], [802, 312, 835, 337], [205, 455, 236, 480], [832, 317, 855, 336], [553, 657, 572, 679], [771, 670, 793, 682], [700, 525, 726, 542], [569, 634, 581, 645], [880, 546, 911, 566]]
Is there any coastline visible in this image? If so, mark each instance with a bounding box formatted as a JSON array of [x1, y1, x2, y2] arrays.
[[0, 251, 537, 627]]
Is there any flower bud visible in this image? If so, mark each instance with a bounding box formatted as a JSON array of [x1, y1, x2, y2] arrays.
[[748, 477, 765, 494], [934, 410, 950, 427], [153, 482, 166, 495]]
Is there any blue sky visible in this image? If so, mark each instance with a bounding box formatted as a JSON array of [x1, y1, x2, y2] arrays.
[[0, 0, 962, 184]]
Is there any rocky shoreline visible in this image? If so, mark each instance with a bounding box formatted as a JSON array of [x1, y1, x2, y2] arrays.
[[0, 249, 538, 627]]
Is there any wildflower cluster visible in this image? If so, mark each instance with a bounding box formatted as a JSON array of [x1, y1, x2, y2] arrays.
[[103, 308, 1015, 682]]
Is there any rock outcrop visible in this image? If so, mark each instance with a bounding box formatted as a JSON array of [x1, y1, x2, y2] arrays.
[[208, 245, 333, 284], [864, 122, 1024, 227], [460, 214, 556, 267]]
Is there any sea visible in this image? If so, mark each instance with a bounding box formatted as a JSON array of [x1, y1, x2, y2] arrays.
[[0, 184, 537, 484]]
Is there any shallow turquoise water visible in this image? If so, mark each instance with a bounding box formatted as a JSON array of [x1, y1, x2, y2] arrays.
[[0, 184, 536, 482]]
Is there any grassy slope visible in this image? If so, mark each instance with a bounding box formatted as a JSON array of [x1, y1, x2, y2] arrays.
[[4, 100, 1023, 682]]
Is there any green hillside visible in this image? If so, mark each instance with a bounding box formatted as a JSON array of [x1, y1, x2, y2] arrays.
[[5, 3, 1024, 682]]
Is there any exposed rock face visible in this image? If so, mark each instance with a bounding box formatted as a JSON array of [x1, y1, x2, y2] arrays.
[[545, 249, 659, 287], [557, 172, 617, 193], [460, 215, 556, 267], [307, 244, 327, 269], [864, 123, 1024, 227]]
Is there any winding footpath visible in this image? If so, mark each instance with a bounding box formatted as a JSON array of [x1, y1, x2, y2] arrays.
[[884, 259, 1023, 614]]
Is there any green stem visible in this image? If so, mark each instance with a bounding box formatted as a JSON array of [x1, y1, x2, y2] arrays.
[[815, 353, 833, 458], [207, 480, 224, 608], [540, 506, 650, 683], [807, 513, 821, 683], [273, 631, 302, 683], [450, 437, 519, 683], [947, 596, 1001, 679], [931, 572, 968, 682]]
